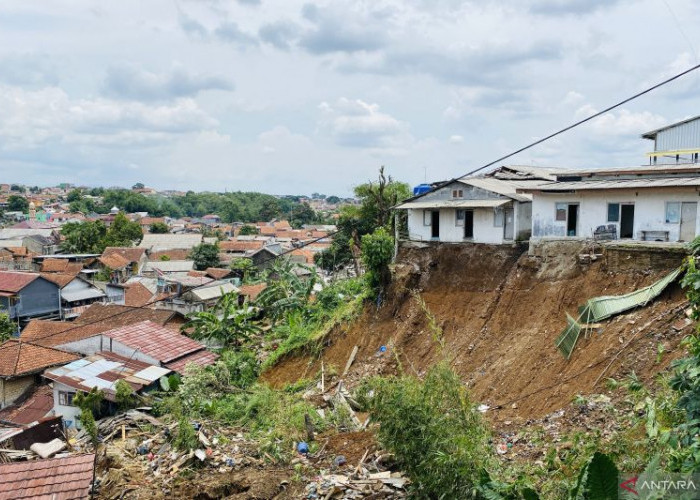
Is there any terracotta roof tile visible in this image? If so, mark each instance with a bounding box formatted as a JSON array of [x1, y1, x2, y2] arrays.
[[219, 240, 264, 252], [124, 282, 154, 307], [205, 267, 232, 280], [39, 259, 69, 273], [21, 304, 180, 347], [0, 272, 39, 293], [40, 273, 75, 289], [98, 253, 130, 270], [102, 247, 146, 263], [0, 340, 78, 377], [238, 283, 267, 301], [101, 320, 209, 364], [0, 454, 94, 500], [0, 385, 54, 425]]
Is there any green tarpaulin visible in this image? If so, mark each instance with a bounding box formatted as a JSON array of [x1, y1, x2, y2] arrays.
[[556, 267, 682, 359]]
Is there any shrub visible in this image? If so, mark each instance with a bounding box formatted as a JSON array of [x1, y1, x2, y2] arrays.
[[115, 379, 137, 411], [366, 363, 492, 498], [361, 227, 394, 295], [174, 416, 198, 451]]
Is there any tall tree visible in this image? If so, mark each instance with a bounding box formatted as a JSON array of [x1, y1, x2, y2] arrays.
[[149, 221, 170, 234], [189, 242, 220, 270], [104, 213, 143, 247], [7, 195, 28, 212], [61, 221, 108, 253]]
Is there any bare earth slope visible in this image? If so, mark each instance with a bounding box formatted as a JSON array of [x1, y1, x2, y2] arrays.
[[263, 243, 690, 424]]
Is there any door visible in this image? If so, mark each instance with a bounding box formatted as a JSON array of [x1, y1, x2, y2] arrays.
[[431, 210, 440, 239], [503, 209, 514, 240], [464, 210, 474, 239], [620, 204, 635, 239], [567, 204, 578, 236], [681, 202, 698, 241]]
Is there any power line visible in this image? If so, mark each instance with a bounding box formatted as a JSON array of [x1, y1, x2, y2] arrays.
[[410, 61, 700, 200]]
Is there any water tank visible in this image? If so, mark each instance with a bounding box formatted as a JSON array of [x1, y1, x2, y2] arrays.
[[413, 184, 431, 196]]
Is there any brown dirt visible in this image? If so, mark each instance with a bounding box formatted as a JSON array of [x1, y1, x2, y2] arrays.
[[262, 243, 691, 425], [313, 430, 378, 467]]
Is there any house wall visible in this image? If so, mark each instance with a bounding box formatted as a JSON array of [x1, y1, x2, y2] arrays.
[[517, 202, 532, 240], [15, 278, 60, 319], [406, 205, 516, 244], [414, 182, 503, 202], [58, 335, 160, 366], [0, 376, 34, 408], [52, 382, 80, 429], [531, 188, 700, 241]]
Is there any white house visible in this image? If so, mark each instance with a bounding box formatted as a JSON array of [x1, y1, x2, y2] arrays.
[[395, 166, 557, 244], [521, 164, 700, 242]]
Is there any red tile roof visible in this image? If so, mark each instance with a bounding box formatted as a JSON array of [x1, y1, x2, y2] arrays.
[[102, 320, 207, 363], [98, 253, 130, 270], [21, 304, 182, 347], [0, 453, 95, 500], [0, 272, 39, 293], [0, 385, 53, 425], [165, 349, 219, 374], [205, 267, 232, 280], [39, 273, 75, 289], [0, 340, 78, 377], [102, 247, 146, 263], [238, 283, 267, 301], [123, 282, 154, 307], [219, 240, 264, 252]]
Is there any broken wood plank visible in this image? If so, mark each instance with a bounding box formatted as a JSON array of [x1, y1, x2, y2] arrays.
[[342, 346, 359, 377]]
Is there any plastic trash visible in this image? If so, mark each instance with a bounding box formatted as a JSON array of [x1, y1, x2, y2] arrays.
[[333, 455, 347, 466], [297, 441, 309, 454], [379, 345, 387, 353]]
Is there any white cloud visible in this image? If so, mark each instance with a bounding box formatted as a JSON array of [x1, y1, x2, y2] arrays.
[[449, 134, 464, 144], [318, 98, 411, 150]]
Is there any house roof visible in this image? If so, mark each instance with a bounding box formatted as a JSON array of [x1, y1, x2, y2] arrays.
[[0, 385, 54, 425], [187, 281, 238, 301], [43, 351, 169, 402], [0, 340, 78, 378], [219, 240, 265, 252], [21, 304, 181, 347], [520, 176, 700, 192], [98, 253, 130, 270], [138, 233, 202, 251], [99, 320, 208, 364], [642, 115, 700, 139], [124, 282, 154, 307], [147, 249, 191, 261], [395, 199, 511, 210], [0, 272, 40, 293], [102, 246, 146, 263], [0, 453, 95, 500], [205, 267, 233, 280], [40, 258, 83, 274], [165, 349, 220, 374], [239, 283, 267, 301], [39, 273, 76, 289], [143, 260, 195, 273]]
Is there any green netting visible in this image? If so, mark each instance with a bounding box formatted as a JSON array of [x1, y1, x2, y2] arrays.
[[556, 267, 682, 358], [556, 313, 583, 359]]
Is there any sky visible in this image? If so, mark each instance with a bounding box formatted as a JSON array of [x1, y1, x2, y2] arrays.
[[1, 1, 700, 196]]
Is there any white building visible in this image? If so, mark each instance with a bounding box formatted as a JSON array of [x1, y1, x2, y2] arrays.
[[396, 166, 557, 244], [522, 164, 700, 242], [643, 115, 700, 165]]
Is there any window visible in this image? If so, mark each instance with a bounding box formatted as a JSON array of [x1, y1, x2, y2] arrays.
[[58, 391, 76, 406], [666, 202, 681, 223], [423, 210, 432, 226], [607, 203, 620, 222], [452, 189, 464, 199], [456, 209, 465, 226], [555, 203, 567, 221], [494, 208, 504, 227]]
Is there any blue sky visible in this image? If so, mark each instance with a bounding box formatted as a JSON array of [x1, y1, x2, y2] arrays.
[[1, 0, 700, 195]]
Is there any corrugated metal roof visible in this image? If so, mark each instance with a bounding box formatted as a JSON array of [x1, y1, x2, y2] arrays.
[[190, 281, 238, 301], [395, 199, 511, 209], [138, 233, 203, 251], [102, 320, 207, 363], [61, 287, 106, 303], [524, 177, 700, 192], [144, 260, 195, 273], [131, 365, 171, 382], [458, 177, 538, 202]]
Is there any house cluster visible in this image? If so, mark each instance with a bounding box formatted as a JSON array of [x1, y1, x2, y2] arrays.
[[398, 116, 700, 245]]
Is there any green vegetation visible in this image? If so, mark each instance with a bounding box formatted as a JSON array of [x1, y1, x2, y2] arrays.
[[149, 221, 170, 233], [189, 242, 220, 270], [115, 379, 138, 411], [7, 195, 29, 212], [0, 313, 16, 343], [184, 292, 261, 347], [61, 212, 143, 253], [238, 224, 258, 235], [361, 227, 394, 295]]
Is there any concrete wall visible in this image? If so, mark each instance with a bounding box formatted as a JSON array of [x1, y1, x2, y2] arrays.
[[531, 188, 700, 242], [0, 376, 34, 408], [406, 202, 527, 244], [52, 382, 80, 429]]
